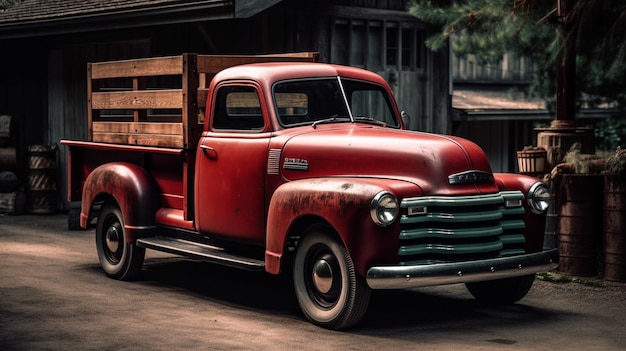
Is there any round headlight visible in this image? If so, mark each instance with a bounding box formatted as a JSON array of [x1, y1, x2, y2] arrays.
[[370, 191, 399, 227], [528, 182, 551, 214]]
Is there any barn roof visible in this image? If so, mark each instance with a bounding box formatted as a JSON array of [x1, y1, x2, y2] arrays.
[[0, 0, 282, 38]]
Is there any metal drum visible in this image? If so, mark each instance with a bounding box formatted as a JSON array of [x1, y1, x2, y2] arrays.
[[557, 174, 603, 276], [604, 175, 626, 282]]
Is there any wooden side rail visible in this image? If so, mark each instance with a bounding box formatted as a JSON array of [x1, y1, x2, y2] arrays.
[[88, 52, 319, 149]]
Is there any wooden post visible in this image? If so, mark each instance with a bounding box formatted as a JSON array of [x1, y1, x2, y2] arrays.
[[554, 0, 577, 128], [536, 0, 594, 168], [182, 53, 199, 221]]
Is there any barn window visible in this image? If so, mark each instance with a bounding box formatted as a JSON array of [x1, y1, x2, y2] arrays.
[[333, 19, 349, 65], [332, 18, 425, 72], [368, 21, 383, 70], [386, 22, 398, 67]]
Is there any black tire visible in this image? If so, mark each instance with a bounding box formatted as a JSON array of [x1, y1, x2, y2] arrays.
[[465, 274, 535, 305], [293, 224, 371, 330], [68, 207, 82, 231], [96, 203, 145, 280]]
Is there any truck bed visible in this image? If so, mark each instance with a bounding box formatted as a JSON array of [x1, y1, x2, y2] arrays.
[[88, 52, 319, 149]]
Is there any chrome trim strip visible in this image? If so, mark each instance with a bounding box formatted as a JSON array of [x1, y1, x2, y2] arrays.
[[448, 170, 494, 184], [401, 193, 508, 208], [267, 149, 281, 175], [366, 249, 559, 290], [283, 158, 309, 171]]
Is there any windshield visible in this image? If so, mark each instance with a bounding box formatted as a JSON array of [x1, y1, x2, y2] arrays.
[[273, 77, 399, 128]]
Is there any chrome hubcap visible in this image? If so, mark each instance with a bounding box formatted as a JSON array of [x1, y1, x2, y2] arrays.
[[105, 226, 120, 253], [312, 258, 333, 294]]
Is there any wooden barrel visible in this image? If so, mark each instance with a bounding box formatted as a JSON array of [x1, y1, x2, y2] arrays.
[[0, 147, 17, 171], [604, 175, 626, 282], [517, 149, 548, 178], [0, 191, 27, 215], [557, 174, 604, 276], [27, 145, 57, 214], [0, 115, 13, 146]]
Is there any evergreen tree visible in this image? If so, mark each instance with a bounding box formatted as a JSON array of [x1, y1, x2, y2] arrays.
[[0, 0, 20, 10], [410, 0, 626, 110]]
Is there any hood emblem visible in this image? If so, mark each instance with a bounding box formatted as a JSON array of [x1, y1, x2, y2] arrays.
[[284, 158, 309, 171], [448, 170, 494, 184]]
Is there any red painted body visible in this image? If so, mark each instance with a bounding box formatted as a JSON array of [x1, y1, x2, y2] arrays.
[[62, 62, 548, 277]]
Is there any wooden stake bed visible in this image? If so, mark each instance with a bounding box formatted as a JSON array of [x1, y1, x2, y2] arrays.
[[88, 52, 319, 149]]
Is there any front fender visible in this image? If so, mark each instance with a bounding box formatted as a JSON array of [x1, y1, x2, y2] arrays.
[[265, 178, 418, 276], [494, 173, 548, 252], [81, 162, 160, 242]]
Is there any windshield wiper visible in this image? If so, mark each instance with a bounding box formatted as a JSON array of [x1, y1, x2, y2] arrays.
[[311, 116, 350, 128], [353, 117, 387, 127]]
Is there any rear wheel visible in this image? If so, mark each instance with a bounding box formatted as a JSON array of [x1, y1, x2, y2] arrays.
[[465, 274, 535, 304], [293, 224, 370, 330], [96, 203, 145, 280]]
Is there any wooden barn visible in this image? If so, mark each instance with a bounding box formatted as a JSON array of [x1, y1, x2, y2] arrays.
[[451, 53, 549, 173], [0, 0, 449, 212]]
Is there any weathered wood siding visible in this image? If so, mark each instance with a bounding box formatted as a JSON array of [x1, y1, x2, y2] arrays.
[[48, 40, 151, 209], [258, 3, 451, 133], [0, 38, 47, 180], [452, 53, 537, 83], [454, 119, 537, 173]]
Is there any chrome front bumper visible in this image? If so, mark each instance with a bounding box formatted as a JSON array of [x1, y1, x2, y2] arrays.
[[366, 249, 559, 290]]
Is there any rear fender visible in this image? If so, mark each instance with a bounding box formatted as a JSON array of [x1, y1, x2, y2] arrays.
[[265, 178, 406, 276], [81, 162, 160, 243]]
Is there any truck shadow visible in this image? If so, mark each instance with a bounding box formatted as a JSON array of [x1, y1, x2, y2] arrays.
[[133, 256, 564, 333]]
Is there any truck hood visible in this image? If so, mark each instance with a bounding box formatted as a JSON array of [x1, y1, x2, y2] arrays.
[[280, 125, 499, 195]]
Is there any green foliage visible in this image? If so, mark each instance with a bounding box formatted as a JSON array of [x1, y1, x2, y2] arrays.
[[410, 0, 555, 59], [0, 0, 20, 10], [594, 116, 626, 152], [605, 147, 626, 175], [409, 0, 626, 108]]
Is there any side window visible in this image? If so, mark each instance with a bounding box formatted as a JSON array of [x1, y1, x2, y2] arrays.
[[212, 86, 264, 131]]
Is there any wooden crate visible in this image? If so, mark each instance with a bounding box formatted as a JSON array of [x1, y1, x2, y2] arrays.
[[88, 52, 319, 149]]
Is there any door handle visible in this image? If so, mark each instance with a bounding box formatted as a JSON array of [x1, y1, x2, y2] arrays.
[[200, 144, 217, 159]]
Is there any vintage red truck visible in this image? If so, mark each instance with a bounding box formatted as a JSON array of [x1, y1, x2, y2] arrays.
[[62, 53, 558, 330]]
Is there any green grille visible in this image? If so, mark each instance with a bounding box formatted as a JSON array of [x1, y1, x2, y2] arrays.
[[399, 191, 526, 265]]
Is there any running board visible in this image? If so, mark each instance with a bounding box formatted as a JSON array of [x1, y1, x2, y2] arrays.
[[136, 236, 265, 271]]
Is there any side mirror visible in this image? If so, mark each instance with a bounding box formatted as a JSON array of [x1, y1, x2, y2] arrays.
[[401, 111, 410, 130]]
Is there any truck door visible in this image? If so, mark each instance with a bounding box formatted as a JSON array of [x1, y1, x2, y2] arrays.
[[195, 83, 271, 246]]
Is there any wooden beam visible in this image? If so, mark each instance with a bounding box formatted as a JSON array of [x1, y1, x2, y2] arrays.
[[91, 90, 183, 110], [196, 52, 318, 73], [90, 55, 183, 79]]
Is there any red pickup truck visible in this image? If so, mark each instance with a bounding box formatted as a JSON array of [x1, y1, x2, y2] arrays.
[[62, 53, 558, 330]]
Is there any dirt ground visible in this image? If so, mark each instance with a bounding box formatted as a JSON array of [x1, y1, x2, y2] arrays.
[[1, 213, 625, 350]]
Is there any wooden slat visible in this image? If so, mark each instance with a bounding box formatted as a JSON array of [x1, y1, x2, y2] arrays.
[[93, 132, 183, 148], [92, 121, 183, 135], [91, 55, 183, 79], [196, 52, 319, 74], [91, 90, 183, 110]]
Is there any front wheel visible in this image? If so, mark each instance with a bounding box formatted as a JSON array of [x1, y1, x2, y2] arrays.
[[465, 274, 535, 305], [96, 203, 145, 280], [293, 224, 371, 330]]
